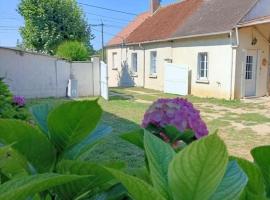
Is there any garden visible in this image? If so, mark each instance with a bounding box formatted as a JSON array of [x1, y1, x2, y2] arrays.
[[0, 79, 270, 200]]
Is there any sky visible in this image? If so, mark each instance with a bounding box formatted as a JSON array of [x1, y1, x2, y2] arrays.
[[0, 0, 177, 50]]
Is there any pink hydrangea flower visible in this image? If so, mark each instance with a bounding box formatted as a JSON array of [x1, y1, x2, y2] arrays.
[[142, 98, 208, 139]]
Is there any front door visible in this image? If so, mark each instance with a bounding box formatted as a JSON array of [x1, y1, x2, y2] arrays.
[[245, 51, 257, 97]]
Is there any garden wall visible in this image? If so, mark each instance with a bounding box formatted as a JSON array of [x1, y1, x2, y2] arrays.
[[0, 47, 101, 98]]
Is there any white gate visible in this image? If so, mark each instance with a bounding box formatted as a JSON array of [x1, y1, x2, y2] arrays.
[[164, 63, 189, 96], [100, 61, 109, 100]]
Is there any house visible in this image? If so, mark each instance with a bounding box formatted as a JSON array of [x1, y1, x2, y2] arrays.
[[106, 0, 270, 99]]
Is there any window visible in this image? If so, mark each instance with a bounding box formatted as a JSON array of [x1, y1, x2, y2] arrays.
[[150, 51, 157, 75], [112, 52, 117, 69], [198, 52, 208, 80], [245, 56, 253, 80], [131, 53, 138, 73]]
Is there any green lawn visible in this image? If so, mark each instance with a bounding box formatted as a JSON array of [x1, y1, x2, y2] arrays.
[[26, 87, 270, 168]]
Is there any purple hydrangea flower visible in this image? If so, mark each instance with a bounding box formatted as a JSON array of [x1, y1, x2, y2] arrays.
[[142, 98, 208, 138], [13, 96, 26, 107]]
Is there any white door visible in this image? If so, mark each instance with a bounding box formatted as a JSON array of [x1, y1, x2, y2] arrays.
[[245, 51, 257, 97], [100, 61, 109, 100], [164, 63, 189, 95]]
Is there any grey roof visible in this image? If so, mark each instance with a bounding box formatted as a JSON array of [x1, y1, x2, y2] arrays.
[[172, 0, 257, 38]]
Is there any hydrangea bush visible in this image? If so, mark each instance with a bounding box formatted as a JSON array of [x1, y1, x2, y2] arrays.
[[142, 98, 208, 146]]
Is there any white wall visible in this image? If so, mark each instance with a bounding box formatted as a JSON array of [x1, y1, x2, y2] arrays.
[[172, 35, 233, 99], [235, 25, 270, 98], [0, 48, 100, 98], [107, 34, 234, 99]]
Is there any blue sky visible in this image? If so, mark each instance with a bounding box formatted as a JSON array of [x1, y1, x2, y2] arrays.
[[0, 0, 176, 50]]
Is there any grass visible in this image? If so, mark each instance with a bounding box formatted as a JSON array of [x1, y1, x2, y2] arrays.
[[24, 87, 270, 166]]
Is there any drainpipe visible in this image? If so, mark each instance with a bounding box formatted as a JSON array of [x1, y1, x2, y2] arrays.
[[230, 27, 240, 100], [139, 43, 146, 87]]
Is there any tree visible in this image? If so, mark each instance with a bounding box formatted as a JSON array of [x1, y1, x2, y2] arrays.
[[18, 0, 94, 55]]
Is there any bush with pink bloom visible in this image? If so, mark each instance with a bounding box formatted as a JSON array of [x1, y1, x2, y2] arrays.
[[142, 98, 208, 147], [13, 96, 26, 107]]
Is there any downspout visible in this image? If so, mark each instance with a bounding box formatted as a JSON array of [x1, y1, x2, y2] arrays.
[[139, 43, 146, 88], [230, 27, 240, 100]]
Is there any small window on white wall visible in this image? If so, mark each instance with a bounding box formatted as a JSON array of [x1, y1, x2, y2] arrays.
[[198, 52, 208, 80], [112, 52, 117, 69], [131, 53, 138, 73], [150, 51, 157, 75]]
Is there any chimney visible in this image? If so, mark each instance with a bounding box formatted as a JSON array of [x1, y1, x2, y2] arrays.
[[150, 0, 160, 14]]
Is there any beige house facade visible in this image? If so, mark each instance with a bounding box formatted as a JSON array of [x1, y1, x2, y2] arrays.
[[106, 0, 270, 99]]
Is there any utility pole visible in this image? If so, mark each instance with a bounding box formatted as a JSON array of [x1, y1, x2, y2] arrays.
[[101, 21, 105, 61], [90, 22, 105, 61]]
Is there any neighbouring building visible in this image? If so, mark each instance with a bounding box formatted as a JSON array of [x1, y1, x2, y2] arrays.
[[106, 0, 270, 99]]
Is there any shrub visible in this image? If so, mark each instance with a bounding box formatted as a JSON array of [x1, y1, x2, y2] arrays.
[[56, 41, 89, 61], [0, 78, 29, 121]]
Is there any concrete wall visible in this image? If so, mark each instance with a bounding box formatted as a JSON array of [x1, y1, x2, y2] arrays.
[[107, 34, 234, 99], [234, 25, 270, 98], [0, 47, 100, 98]]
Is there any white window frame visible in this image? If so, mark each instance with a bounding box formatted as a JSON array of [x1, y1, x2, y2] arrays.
[[150, 51, 157, 76], [245, 55, 253, 80], [112, 52, 117, 70], [131, 52, 138, 74], [197, 52, 209, 81]]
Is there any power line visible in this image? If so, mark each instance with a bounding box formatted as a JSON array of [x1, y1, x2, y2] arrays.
[[78, 2, 137, 16], [87, 17, 127, 25], [85, 12, 132, 22]]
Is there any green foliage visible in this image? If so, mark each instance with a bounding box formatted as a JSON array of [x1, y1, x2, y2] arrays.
[[168, 134, 228, 200], [108, 132, 249, 200], [18, 0, 94, 54], [144, 132, 175, 199], [251, 146, 270, 197], [56, 41, 90, 61], [232, 157, 266, 200], [0, 100, 121, 199], [0, 78, 29, 121], [0, 119, 55, 173], [209, 161, 248, 200], [0, 173, 85, 200], [48, 100, 102, 154]]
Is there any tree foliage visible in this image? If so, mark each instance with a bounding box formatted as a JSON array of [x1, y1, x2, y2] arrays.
[[18, 0, 93, 54], [56, 41, 89, 61]]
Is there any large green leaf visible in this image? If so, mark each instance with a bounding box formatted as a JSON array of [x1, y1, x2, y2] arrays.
[[0, 173, 86, 200], [106, 168, 166, 200], [232, 157, 266, 200], [251, 146, 270, 197], [64, 124, 112, 160], [0, 119, 55, 173], [209, 161, 248, 200], [120, 129, 144, 149], [168, 134, 228, 200], [47, 100, 102, 153], [144, 130, 175, 199], [0, 145, 29, 179], [55, 160, 124, 199], [30, 103, 55, 135]]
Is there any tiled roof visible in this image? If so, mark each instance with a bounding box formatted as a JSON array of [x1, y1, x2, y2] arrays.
[[107, 0, 258, 46], [126, 0, 203, 44], [106, 12, 151, 46]]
